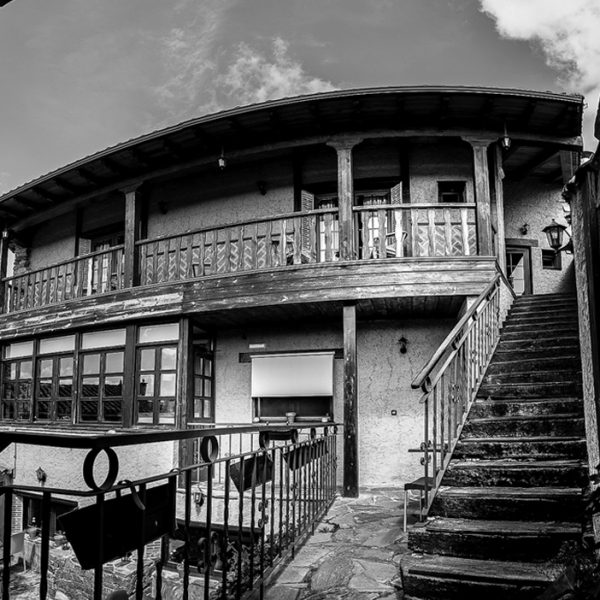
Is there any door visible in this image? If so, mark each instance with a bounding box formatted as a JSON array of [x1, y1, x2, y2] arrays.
[[506, 246, 532, 295]]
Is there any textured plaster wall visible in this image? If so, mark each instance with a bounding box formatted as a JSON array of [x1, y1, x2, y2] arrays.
[[504, 178, 575, 295], [409, 140, 474, 204], [145, 158, 294, 238], [214, 318, 453, 489], [2, 441, 176, 511], [29, 212, 77, 270]]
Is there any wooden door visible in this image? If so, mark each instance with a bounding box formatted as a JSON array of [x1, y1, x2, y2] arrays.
[[506, 246, 532, 295]]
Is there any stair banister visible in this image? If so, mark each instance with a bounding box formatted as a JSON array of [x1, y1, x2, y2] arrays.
[[411, 267, 516, 513]]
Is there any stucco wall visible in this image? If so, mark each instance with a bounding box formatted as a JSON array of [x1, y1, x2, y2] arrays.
[[504, 178, 575, 295], [409, 140, 474, 204], [214, 318, 453, 489], [29, 212, 77, 271]]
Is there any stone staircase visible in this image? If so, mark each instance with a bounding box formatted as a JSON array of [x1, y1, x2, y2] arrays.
[[401, 293, 588, 599]]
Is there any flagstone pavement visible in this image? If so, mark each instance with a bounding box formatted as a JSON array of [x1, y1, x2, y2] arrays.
[[265, 488, 409, 600]]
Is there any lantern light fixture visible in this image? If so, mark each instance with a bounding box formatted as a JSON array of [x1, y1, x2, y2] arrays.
[[218, 147, 226, 170], [501, 122, 511, 151], [542, 219, 568, 252]]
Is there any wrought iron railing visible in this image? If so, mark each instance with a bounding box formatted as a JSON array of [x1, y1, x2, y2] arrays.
[[411, 267, 516, 511], [3, 245, 125, 313], [0, 423, 339, 600]]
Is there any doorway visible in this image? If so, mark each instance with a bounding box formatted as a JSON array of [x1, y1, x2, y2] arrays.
[[506, 246, 532, 295]]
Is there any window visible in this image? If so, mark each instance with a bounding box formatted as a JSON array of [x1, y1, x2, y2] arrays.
[[36, 355, 74, 421], [193, 350, 213, 421], [2, 356, 33, 420], [542, 249, 561, 270], [80, 350, 124, 422], [438, 181, 466, 203], [136, 324, 179, 425]]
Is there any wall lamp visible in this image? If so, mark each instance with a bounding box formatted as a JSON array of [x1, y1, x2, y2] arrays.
[[36, 466, 47, 484], [501, 123, 511, 151], [543, 219, 572, 253], [398, 336, 409, 354], [218, 147, 227, 170], [519, 223, 529, 235], [193, 485, 205, 507]]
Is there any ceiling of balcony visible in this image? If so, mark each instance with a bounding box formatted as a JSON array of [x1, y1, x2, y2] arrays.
[[0, 86, 583, 228]]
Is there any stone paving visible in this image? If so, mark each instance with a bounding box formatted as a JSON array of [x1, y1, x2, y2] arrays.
[[265, 488, 410, 600]]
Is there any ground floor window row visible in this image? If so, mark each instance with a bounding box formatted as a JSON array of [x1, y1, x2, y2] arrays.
[[0, 322, 214, 425]]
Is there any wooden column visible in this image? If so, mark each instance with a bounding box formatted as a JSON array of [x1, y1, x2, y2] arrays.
[[122, 325, 137, 428], [343, 302, 358, 497], [464, 137, 494, 256], [493, 145, 507, 273], [123, 184, 143, 288], [329, 138, 362, 260], [0, 228, 10, 313], [176, 317, 193, 431]]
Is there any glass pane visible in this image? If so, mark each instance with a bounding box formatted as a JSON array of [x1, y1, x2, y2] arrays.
[[39, 335, 76, 355], [39, 359, 53, 378], [80, 400, 99, 421], [58, 379, 73, 398], [204, 379, 211, 397], [2, 400, 15, 419], [138, 374, 154, 397], [9, 363, 16, 380], [203, 359, 212, 377], [160, 347, 177, 370], [36, 401, 50, 420], [17, 382, 31, 399], [140, 349, 155, 371], [193, 398, 202, 419], [194, 355, 203, 374], [6, 341, 34, 359], [81, 329, 126, 349], [194, 376, 203, 397], [138, 323, 179, 343], [59, 357, 73, 377], [104, 376, 123, 397], [38, 380, 52, 398], [158, 399, 175, 424], [138, 399, 153, 424], [103, 399, 122, 422], [81, 377, 99, 397], [16, 401, 30, 420], [20, 361, 33, 379], [203, 399, 212, 419], [3, 382, 15, 399], [83, 354, 100, 375], [105, 352, 124, 374], [159, 373, 176, 397], [56, 400, 71, 420]]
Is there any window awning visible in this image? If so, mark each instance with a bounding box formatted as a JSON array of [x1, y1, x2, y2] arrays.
[[251, 352, 334, 397]]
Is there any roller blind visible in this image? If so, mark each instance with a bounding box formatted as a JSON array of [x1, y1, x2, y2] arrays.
[[251, 352, 334, 397]]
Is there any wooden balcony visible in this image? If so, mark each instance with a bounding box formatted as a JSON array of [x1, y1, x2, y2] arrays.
[[1, 203, 486, 321]]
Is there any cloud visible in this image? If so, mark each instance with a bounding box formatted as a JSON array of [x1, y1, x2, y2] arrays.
[[479, 0, 600, 142], [216, 37, 337, 107], [0, 172, 10, 195]]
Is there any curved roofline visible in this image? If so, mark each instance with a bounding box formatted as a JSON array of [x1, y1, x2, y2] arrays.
[[1, 85, 584, 203]]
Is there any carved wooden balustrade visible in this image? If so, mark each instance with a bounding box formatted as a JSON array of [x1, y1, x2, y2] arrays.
[[1, 203, 479, 312]]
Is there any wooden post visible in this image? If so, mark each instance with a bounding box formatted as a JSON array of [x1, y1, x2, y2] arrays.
[[329, 138, 362, 260], [122, 325, 137, 427], [0, 228, 10, 313], [176, 317, 192, 431], [493, 145, 507, 274], [123, 184, 143, 288], [463, 137, 494, 256], [343, 302, 358, 497]]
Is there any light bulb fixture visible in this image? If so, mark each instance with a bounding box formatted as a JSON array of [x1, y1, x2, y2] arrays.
[[36, 466, 47, 484], [501, 122, 511, 151], [519, 223, 529, 235], [193, 485, 205, 507], [218, 147, 226, 170], [543, 219, 568, 252], [398, 336, 408, 354]]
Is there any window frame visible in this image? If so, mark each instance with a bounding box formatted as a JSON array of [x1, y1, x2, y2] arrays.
[[437, 180, 466, 203], [542, 248, 562, 270], [35, 352, 75, 422]]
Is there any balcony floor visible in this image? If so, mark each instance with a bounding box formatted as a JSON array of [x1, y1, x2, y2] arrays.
[[265, 487, 409, 599]]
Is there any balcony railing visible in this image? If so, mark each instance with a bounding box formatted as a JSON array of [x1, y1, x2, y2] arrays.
[[2, 203, 478, 313], [0, 423, 339, 600], [4, 245, 125, 313]]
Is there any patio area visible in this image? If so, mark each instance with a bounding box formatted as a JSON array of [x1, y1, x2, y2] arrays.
[[265, 488, 410, 600]]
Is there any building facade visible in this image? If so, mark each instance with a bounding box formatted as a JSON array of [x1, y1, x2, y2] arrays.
[[0, 87, 583, 528]]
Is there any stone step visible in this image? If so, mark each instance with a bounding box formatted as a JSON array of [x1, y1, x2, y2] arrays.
[[493, 346, 580, 361], [443, 459, 587, 487], [512, 293, 576, 305], [501, 321, 579, 335], [478, 381, 583, 399], [469, 398, 583, 418], [508, 303, 577, 316], [408, 517, 580, 562], [429, 486, 583, 521], [462, 414, 585, 438], [506, 313, 578, 327], [453, 436, 587, 460], [482, 369, 581, 386], [486, 356, 581, 374], [495, 337, 580, 352], [401, 554, 561, 600]]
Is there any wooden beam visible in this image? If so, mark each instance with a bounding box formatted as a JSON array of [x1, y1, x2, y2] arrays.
[[0, 229, 10, 313], [77, 167, 105, 186], [463, 137, 494, 255], [509, 147, 558, 180], [122, 325, 137, 427], [102, 157, 131, 178], [53, 176, 84, 195], [342, 302, 358, 497], [177, 317, 192, 430], [517, 100, 537, 129], [163, 138, 186, 161], [123, 185, 143, 288], [292, 150, 303, 212], [493, 145, 507, 274]]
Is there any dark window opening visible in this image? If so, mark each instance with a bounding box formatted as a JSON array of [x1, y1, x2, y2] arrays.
[[438, 181, 466, 203], [253, 396, 333, 422], [542, 249, 562, 270]]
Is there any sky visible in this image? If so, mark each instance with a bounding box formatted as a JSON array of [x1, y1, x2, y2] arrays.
[[0, 0, 599, 195]]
